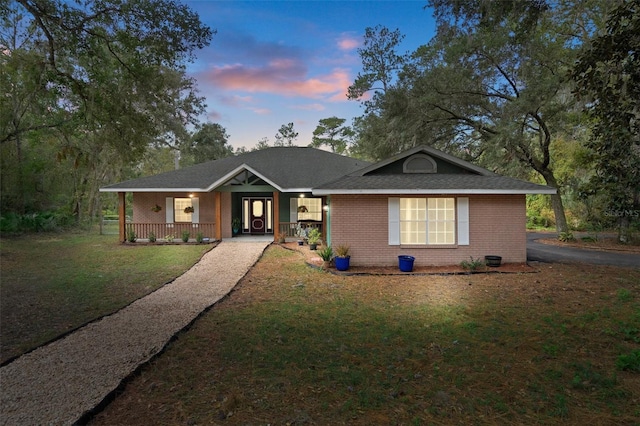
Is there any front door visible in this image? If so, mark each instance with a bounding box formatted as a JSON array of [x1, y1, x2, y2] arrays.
[[250, 198, 266, 234], [243, 197, 273, 234]]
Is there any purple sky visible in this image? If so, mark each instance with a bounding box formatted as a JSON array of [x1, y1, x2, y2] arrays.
[[185, 1, 436, 150]]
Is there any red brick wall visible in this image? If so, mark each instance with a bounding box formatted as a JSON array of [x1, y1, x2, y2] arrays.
[[329, 194, 526, 266]]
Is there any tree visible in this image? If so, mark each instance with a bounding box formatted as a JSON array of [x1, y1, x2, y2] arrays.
[[180, 123, 233, 166], [350, 0, 615, 233], [274, 123, 298, 147], [310, 117, 355, 154], [571, 0, 640, 243], [347, 25, 406, 114], [0, 0, 212, 218]]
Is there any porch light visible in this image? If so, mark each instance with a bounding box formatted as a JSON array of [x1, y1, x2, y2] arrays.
[[189, 193, 194, 198], [323, 205, 329, 211], [299, 194, 305, 198]]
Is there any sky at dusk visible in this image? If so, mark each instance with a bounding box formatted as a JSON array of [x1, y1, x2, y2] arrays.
[[184, 1, 436, 150]]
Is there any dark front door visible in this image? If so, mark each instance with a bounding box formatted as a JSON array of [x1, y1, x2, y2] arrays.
[[250, 198, 266, 234]]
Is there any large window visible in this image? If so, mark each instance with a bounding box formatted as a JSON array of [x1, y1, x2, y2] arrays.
[[174, 198, 193, 223], [400, 198, 455, 244], [297, 198, 322, 221]]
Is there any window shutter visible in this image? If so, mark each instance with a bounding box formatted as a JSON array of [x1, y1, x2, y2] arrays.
[[191, 197, 199, 224], [388, 197, 400, 245], [290, 198, 298, 223], [457, 197, 469, 245], [165, 197, 174, 224]]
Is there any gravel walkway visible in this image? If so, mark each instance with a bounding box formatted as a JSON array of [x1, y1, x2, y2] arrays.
[[0, 240, 270, 425]]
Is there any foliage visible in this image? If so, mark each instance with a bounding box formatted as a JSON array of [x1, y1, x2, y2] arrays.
[[571, 0, 640, 243], [558, 232, 576, 242], [180, 122, 233, 166], [127, 226, 137, 243], [348, 2, 618, 233], [0, 211, 74, 234], [164, 234, 175, 242], [274, 123, 298, 147], [307, 228, 322, 245], [460, 256, 483, 272], [310, 117, 355, 154], [317, 246, 333, 261], [615, 350, 640, 372], [232, 218, 241, 230], [334, 244, 350, 258], [0, 0, 212, 221], [181, 230, 190, 243], [148, 232, 157, 243], [196, 232, 204, 244], [295, 223, 307, 240]]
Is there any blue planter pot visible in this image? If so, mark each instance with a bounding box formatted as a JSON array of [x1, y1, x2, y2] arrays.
[[334, 256, 350, 271], [398, 255, 415, 272]]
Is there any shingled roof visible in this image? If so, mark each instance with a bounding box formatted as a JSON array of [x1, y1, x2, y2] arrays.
[[101, 147, 371, 192], [312, 146, 556, 195]]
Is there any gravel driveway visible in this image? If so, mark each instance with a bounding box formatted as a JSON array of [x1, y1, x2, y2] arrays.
[[0, 240, 271, 426]]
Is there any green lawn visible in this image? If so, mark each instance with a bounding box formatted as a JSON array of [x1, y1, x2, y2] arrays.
[[0, 233, 212, 363], [91, 246, 640, 425]]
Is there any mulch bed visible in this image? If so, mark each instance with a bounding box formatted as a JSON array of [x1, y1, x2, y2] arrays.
[[280, 242, 536, 275]]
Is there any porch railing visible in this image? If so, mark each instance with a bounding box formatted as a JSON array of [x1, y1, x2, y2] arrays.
[[278, 221, 322, 239], [126, 223, 216, 240]]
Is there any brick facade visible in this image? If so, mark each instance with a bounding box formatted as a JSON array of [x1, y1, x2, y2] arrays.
[[329, 194, 526, 266]]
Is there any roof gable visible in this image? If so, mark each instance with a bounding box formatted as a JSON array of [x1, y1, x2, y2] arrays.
[[352, 145, 496, 177]]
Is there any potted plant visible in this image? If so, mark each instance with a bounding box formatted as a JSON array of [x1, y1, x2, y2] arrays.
[[232, 217, 241, 235], [318, 246, 333, 269], [184, 206, 194, 214], [485, 255, 502, 267], [307, 228, 321, 250], [334, 244, 350, 271], [151, 204, 162, 213], [296, 223, 307, 245]]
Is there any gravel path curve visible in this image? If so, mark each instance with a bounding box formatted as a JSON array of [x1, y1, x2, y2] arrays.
[[0, 240, 270, 426]]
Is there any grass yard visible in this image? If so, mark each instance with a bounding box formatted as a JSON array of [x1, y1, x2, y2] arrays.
[[0, 233, 212, 364], [91, 245, 640, 425]]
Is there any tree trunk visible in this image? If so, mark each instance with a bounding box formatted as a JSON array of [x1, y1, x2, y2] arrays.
[[617, 216, 630, 244], [539, 170, 569, 233]]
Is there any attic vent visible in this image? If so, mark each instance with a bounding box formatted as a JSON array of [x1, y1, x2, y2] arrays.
[[403, 154, 437, 173]]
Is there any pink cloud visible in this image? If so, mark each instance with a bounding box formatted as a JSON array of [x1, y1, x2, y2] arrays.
[[337, 36, 360, 51], [198, 61, 352, 101], [291, 103, 325, 111]]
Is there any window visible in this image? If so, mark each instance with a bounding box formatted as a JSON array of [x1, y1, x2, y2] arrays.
[[297, 198, 322, 221], [399, 198, 455, 245], [174, 198, 193, 223]]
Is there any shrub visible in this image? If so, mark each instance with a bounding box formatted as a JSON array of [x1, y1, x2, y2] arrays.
[[460, 256, 483, 272], [127, 226, 137, 243], [335, 244, 350, 258], [558, 231, 576, 242], [196, 232, 204, 243], [318, 246, 333, 261], [148, 231, 156, 243], [181, 230, 190, 242]]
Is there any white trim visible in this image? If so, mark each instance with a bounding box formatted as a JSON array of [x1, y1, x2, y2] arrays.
[[165, 197, 174, 224], [388, 198, 400, 245], [313, 188, 556, 195], [457, 197, 469, 245], [289, 198, 298, 223], [191, 197, 200, 224]]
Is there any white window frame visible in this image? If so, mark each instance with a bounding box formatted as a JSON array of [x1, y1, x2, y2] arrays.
[[389, 197, 469, 246]]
